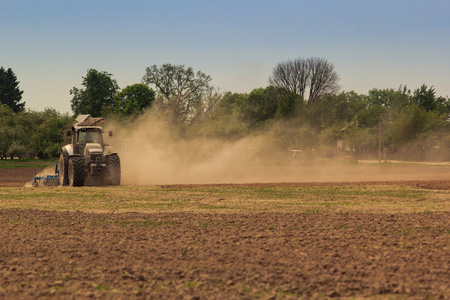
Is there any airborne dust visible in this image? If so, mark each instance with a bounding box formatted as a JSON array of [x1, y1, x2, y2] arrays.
[[103, 112, 450, 186]]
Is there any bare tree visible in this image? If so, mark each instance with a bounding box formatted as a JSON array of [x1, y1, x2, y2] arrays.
[[307, 57, 340, 105], [269, 59, 309, 98], [269, 57, 339, 106]]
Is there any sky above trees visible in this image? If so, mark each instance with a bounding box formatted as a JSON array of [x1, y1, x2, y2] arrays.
[[1, 0, 449, 114]]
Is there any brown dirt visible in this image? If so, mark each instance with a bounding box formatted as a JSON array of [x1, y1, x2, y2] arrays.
[[1, 165, 450, 190], [0, 209, 449, 299], [0, 168, 45, 187], [0, 167, 449, 299], [160, 180, 450, 190]]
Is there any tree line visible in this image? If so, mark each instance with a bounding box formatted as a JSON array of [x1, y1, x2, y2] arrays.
[[0, 61, 449, 160], [0, 105, 73, 159]]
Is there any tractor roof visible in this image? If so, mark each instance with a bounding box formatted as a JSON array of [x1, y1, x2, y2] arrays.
[[74, 126, 103, 131], [76, 114, 104, 127]]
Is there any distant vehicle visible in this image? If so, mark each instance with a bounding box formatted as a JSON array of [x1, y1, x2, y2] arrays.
[[285, 149, 313, 166]]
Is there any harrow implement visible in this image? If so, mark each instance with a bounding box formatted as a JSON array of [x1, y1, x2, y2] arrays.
[[32, 164, 60, 187]]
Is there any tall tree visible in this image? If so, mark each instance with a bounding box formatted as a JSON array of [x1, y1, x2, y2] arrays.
[[269, 59, 309, 97], [142, 64, 212, 124], [70, 69, 119, 117], [412, 84, 437, 112], [113, 84, 155, 116], [269, 57, 339, 106], [0, 67, 25, 113]]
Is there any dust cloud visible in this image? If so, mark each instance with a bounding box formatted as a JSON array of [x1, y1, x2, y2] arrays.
[[103, 112, 450, 186], [104, 113, 274, 185]]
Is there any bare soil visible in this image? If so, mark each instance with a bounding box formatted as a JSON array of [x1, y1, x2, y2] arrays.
[[1, 209, 449, 299], [0, 168, 45, 187], [160, 180, 450, 190], [1, 165, 450, 190], [0, 167, 449, 299]]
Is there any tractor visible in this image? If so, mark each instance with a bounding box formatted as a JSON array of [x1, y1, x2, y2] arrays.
[[58, 115, 121, 187]]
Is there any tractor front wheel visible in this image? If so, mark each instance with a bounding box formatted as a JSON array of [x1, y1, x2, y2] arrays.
[[68, 156, 85, 187], [106, 154, 121, 186]]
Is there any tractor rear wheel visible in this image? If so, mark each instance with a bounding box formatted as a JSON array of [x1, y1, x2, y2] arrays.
[[68, 156, 84, 187], [106, 154, 121, 186], [59, 154, 69, 186]]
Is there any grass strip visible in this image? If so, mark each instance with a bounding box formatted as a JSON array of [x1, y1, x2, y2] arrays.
[[0, 184, 448, 214]]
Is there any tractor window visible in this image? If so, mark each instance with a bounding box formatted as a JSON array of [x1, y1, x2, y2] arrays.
[[78, 131, 102, 144]]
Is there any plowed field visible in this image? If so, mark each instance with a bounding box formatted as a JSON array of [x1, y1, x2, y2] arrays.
[[0, 167, 45, 187], [1, 209, 449, 299], [0, 165, 449, 299]]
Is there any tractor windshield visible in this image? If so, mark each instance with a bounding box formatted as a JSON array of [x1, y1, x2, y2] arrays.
[[78, 130, 102, 144]]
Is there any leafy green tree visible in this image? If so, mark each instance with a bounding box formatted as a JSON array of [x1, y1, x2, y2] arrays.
[[113, 84, 155, 116], [8, 141, 27, 160], [366, 86, 411, 110], [0, 104, 14, 122], [383, 104, 449, 159], [412, 84, 437, 112], [0, 105, 14, 158], [0, 126, 13, 159], [344, 127, 378, 153], [387, 105, 430, 148], [142, 64, 212, 124], [70, 69, 119, 117], [0, 67, 25, 113], [213, 92, 241, 116], [307, 91, 366, 130], [202, 92, 248, 139], [434, 96, 450, 115], [276, 89, 304, 119], [0, 108, 72, 159], [7, 111, 37, 157], [235, 88, 273, 126], [235, 86, 301, 128], [28, 108, 74, 158], [355, 104, 384, 128]]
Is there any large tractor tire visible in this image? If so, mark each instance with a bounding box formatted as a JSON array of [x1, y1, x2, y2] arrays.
[[59, 154, 69, 186], [68, 156, 85, 187], [106, 154, 121, 186]]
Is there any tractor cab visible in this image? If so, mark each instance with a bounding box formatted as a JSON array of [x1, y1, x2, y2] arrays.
[[77, 128, 103, 145], [74, 127, 104, 157]]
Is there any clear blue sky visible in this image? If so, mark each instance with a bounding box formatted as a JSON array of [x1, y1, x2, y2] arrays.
[[1, 0, 449, 114]]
